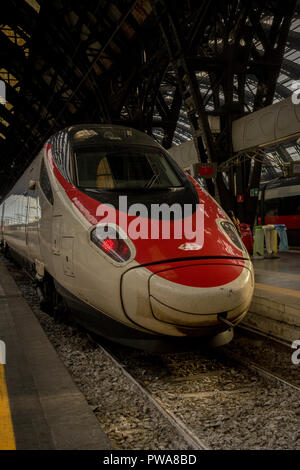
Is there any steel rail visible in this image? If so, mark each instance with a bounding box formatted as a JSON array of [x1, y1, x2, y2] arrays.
[[88, 336, 211, 451]]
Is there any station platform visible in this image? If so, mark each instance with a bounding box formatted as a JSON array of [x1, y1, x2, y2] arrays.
[[0, 260, 111, 450], [243, 251, 300, 343]]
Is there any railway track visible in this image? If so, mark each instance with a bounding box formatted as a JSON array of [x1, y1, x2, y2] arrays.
[[238, 323, 291, 348], [91, 337, 211, 450], [3, 254, 300, 450], [97, 334, 300, 450], [221, 325, 300, 390], [219, 349, 300, 393], [93, 335, 300, 450], [95, 332, 300, 450]]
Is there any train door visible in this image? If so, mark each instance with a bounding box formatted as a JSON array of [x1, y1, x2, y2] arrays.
[[61, 237, 75, 277], [26, 161, 42, 264], [52, 215, 62, 255], [0, 203, 4, 243], [26, 191, 41, 263], [39, 157, 55, 275]]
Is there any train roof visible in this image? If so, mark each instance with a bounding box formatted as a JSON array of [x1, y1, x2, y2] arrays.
[[61, 124, 161, 150], [260, 175, 300, 190], [47, 124, 165, 184]]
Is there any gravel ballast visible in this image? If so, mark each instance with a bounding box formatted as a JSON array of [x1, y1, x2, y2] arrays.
[[3, 255, 300, 450]]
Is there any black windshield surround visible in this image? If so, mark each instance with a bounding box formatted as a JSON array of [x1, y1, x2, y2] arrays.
[[71, 143, 199, 220]]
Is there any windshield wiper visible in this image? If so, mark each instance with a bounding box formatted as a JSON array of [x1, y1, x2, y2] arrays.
[[146, 175, 159, 188], [144, 170, 163, 188], [81, 185, 184, 192], [81, 187, 119, 192]]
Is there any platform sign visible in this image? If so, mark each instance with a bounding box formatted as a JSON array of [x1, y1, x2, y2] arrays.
[[191, 162, 217, 178], [236, 194, 244, 203], [250, 187, 259, 197]]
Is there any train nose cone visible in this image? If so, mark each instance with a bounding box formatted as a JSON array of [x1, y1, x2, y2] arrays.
[[150, 263, 252, 313], [121, 260, 254, 333], [149, 262, 254, 326]]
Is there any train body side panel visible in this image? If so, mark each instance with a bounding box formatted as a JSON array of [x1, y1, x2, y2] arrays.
[[0, 129, 255, 341], [2, 153, 42, 262], [46, 181, 139, 329], [40, 150, 136, 330], [1, 147, 140, 332]]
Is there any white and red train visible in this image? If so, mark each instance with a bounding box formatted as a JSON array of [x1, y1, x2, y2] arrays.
[[0, 125, 254, 350], [258, 176, 300, 247]]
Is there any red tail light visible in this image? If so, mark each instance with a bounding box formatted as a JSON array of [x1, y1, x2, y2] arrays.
[[91, 228, 131, 262]]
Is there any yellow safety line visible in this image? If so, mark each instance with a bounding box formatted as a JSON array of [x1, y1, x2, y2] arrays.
[[255, 268, 300, 282], [0, 364, 16, 450], [256, 282, 300, 300]]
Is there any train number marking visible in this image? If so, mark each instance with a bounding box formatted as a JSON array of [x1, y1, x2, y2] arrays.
[[178, 243, 202, 251]]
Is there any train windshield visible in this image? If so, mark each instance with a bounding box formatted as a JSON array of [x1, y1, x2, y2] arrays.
[[73, 146, 183, 190]]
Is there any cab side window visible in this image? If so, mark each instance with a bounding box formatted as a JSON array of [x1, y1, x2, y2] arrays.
[[40, 159, 54, 204]]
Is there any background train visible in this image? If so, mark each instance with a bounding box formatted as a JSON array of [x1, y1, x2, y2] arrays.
[[258, 176, 300, 248], [0, 124, 254, 350]]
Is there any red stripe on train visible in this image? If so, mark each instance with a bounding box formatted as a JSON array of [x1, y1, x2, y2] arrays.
[[265, 215, 300, 230], [45, 143, 245, 287]]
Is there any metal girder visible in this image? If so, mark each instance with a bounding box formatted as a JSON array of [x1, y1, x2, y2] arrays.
[[1, 0, 39, 33], [281, 57, 300, 77], [1, 0, 159, 197], [150, 0, 218, 201], [0, 33, 27, 78], [0, 0, 298, 216], [160, 85, 183, 149], [275, 82, 292, 98], [286, 28, 300, 49], [148, 0, 297, 222]]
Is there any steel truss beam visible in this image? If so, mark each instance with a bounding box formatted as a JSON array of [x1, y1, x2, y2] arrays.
[[150, 0, 297, 224], [0, 0, 298, 223]]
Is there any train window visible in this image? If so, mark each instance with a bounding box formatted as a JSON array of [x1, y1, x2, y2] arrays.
[[264, 196, 300, 217], [278, 196, 300, 216], [40, 159, 54, 204], [74, 147, 183, 190], [264, 199, 279, 217]]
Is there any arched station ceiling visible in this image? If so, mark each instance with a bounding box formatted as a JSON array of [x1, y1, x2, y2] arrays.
[[1, 0, 299, 199]]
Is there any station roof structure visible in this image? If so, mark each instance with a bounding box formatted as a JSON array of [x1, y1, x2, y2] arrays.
[[1, 0, 300, 199]]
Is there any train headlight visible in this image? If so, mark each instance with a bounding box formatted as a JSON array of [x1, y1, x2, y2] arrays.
[[218, 220, 245, 252], [90, 227, 131, 262]]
